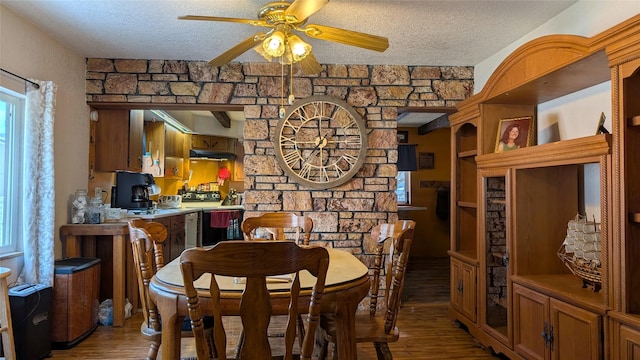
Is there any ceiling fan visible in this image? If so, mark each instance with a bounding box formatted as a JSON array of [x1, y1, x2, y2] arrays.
[[179, 0, 389, 75]]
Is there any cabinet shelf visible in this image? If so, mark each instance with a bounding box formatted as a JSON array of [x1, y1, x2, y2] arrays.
[[457, 201, 477, 208], [511, 274, 607, 314], [448, 250, 479, 265], [458, 149, 477, 158], [476, 134, 610, 169]]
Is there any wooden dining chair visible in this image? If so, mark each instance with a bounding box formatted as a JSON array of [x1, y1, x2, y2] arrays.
[[240, 212, 314, 346], [317, 220, 416, 360], [128, 219, 213, 360], [241, 212, 314, 245], [180, 240, 329, 360]]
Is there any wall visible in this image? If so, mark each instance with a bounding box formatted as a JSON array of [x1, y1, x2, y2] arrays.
[[474, 1, 640, 92], [86, 60, 473, 264], [0, 5, 88, 277], [398, 127, 451, 257], [474, 2, 639, 151]]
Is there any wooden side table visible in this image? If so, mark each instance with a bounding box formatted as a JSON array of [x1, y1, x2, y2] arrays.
[[59, 223, 129, 327]]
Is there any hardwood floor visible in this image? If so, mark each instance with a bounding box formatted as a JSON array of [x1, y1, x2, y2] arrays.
[[51, 257, 503, 359]]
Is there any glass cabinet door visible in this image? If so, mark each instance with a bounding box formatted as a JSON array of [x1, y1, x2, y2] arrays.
[[480, 169, 511, 347]]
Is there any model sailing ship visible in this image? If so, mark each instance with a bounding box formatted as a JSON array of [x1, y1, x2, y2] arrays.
[[557, 214, 602, 292]]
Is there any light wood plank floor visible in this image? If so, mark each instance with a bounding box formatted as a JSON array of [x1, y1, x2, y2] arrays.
[[51, 257, 504, 359]]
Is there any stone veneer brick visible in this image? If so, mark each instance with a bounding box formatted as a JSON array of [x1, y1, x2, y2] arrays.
[[85, 58, 473, 257]]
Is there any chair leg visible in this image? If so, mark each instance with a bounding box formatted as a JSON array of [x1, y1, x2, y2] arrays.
[[374, 342, 393, 360], [146, 339, 160, 360], [235, 327, 245, 359], [296, 314, 306, 349], [204, 327, 217, 358], [314, 329, 329, 360]]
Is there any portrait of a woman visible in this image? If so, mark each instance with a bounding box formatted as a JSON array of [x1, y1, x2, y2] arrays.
[[494, 116, 533, 153], [497, 123, 521, 152]]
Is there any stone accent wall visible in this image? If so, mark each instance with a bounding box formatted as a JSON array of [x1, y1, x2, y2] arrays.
[[86, 59, 473, 266]]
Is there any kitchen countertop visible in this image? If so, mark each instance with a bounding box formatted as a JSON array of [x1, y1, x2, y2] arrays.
[[127, 202, 243, 220], [398, 205, 428, 211], [182, 201, 244, 211]]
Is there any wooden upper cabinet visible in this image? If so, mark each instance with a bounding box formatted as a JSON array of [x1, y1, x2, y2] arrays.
[[165, 125, 185, 158], [143, 121, 188, 179], [191, 134, 234, 152], [94, 109, 143, 172], [143, 121, 165, 177]]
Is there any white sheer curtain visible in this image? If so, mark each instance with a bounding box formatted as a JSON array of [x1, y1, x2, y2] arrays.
[[20, 80, 56, 286]]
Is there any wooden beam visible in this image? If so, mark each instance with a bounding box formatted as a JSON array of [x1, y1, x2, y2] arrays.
[[86, 102, 244, 112], [397, 106, 457, 115], [211, 111, 231, 128], [417, 113, 450, 135]]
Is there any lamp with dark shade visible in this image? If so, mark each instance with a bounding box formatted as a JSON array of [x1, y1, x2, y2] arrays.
[[398, 144, 418, 171]]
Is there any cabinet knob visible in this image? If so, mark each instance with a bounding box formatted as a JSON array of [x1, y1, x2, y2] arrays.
[[457, 280, 463, 292]]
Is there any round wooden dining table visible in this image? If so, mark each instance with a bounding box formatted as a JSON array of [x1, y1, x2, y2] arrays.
[[149, 247, 370, 359]]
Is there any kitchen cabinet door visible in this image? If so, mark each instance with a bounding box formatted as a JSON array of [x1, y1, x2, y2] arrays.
[[191, 134, 234, 152], [168, 215, 185, 261], [165, 125, 185, 158], [95, 109, 143, 172], [233, 140, 245, 181]]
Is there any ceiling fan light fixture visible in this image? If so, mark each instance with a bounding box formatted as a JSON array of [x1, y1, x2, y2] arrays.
[[254, 44, 273, 62], [263, 30, 286, 57], [288, 34, 312, 62], [279, 45, 294, 65]]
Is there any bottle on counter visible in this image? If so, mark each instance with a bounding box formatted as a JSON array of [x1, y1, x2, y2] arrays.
[[71, 190, 88, 224], [87, 196, 104, 224]]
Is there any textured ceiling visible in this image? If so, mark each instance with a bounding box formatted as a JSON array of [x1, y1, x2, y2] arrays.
[[3, 0, 578, 128], [3, 0, 577, 67]]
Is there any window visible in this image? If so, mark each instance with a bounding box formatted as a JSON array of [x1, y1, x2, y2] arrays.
[[0, 87, 25, 254], [396, 171, 411, 204]]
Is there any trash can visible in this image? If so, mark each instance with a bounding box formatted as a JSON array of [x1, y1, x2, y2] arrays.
[[51, 257, 101, 349], [9, 283, 52, 360]]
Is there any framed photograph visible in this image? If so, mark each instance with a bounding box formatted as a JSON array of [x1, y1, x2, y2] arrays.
[[419, 152, 434, 169], [397, 130, 408, 144], [595, 112, 609, 134], [494, 116, 534, 153]]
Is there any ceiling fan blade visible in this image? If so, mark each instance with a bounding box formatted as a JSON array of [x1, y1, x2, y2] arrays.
[[298, 52, 323, 75], [179, 15, 268, 27], [285, 0, 329, 23], [209, 32, 267, 67], [302, 24, 389, 52]]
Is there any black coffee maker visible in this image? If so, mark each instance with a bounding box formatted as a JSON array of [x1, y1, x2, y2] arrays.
[[112, 171, 154, 209]]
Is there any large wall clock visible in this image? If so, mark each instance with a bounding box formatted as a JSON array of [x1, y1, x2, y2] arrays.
[[274, 95, 368, 189]]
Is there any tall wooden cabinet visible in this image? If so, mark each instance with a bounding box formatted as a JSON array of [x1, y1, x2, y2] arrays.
[[610, 17, 640, 360], [449, 14, 640, 359]]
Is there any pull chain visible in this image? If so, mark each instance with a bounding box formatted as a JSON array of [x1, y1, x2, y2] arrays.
[[279, 61, 286, 118], [288, 63, 295, 105]]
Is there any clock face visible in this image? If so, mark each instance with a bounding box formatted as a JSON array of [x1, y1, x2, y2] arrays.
[[274, 95, 368, 189]]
